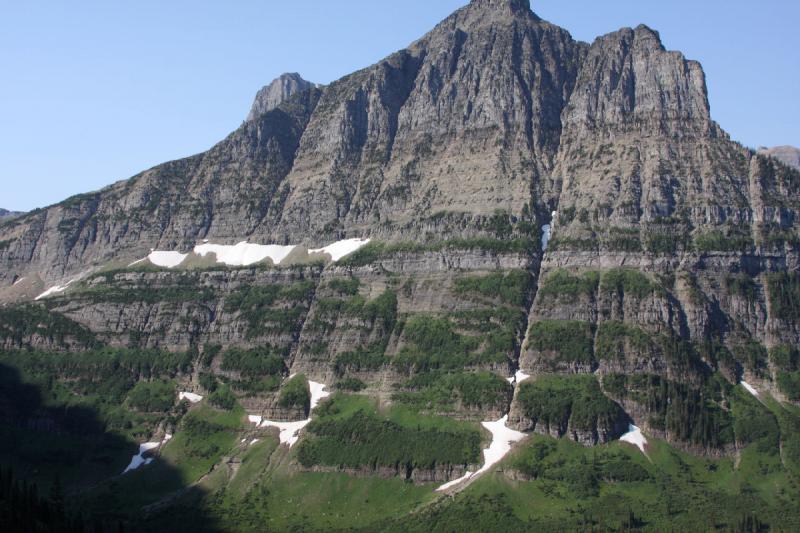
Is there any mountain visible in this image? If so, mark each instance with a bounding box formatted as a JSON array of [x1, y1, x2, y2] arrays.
[[759, 145, 800, 170], [1, 1, 799, 531], [246, 72, 317, 122], [0, 208, 22, 220]]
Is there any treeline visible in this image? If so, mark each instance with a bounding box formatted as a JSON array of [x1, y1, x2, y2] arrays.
[[297, 410, 482, 471], [517, 375, 625, 440], [604, 373, 735, 448]]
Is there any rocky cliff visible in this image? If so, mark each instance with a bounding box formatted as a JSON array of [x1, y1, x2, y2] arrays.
[[1, 0, 799, 457]]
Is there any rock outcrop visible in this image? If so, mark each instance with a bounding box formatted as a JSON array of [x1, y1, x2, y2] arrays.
[[247, 73, 317, 122]]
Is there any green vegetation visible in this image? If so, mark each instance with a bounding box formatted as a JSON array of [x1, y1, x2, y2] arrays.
[[453, 270, 531, 306], [600, 268, 661, 299], [313, 290, 398, 334], [537, 269, 599, 301], [766, 272, 800, 320], [694, 228, 754, 253], [335, 377, 366, 391], [605, 373, 734, 448], [219, 347, 286, 378], [394, 314, 512, 373], [224, 281, 315, 337], [126, 380, 175, 412], [208, 384, 237, 410], [526, 320, 594, 366], [777, 371, 800, 401], [392, 371, 513, 412], [340, 238, 534, 267], [162, 404, 243, 483], [595, 321, 654, 361], [726, 273, 759, 301], [0, 305, 97, 349], [279, 374, 310, 414], [334, 343, 390, 375], [297, 394, 482, 471], [376, 427, 799, 532], [325, 277, 360, 296], [516, 375, 625, 437], [732, 341, 769, 377]]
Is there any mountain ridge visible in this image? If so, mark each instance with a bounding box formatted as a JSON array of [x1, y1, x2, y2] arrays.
[[1, 2, 800, 529]]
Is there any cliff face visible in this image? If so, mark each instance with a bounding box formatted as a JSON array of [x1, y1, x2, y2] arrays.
[[247, 73, 317, 122], [1, 0, 799, 454]]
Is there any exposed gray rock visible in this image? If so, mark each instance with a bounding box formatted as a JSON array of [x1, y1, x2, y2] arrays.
[[247, 73, 317, 122]]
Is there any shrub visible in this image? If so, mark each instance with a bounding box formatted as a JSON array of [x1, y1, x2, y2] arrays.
[[600, 269, 659, 299], [595, 322, 653, 361], [538, 270, 599, 300], [220, 347, 286, 378], [766, 272, 800, 320], [279, 374, 311, 414], [297, 410, 482, 470], [208, 384, 237, 411], [516, 375, 624, 436], [393, 371, 513, 411], [527, 320, 594, 365], [454, 271, 532, 306], [126, 380, 175, 412], [336, 378, 366, 392]]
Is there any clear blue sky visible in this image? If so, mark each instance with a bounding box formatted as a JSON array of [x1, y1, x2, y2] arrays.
[[1, 0, 797, 212]]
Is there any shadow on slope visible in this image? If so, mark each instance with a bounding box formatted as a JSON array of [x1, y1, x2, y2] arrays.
[[0, 362, 223, 532]]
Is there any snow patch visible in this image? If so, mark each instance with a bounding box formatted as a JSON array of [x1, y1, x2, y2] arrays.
[[179, 392, 203, 403], [251, 381, 330, 448], [250, 438, 260, 446], [123, 442, 160, 473], [309, 238, 371, 262], [127, 258, 146, 267], [741, 381, 759, 397], [122, 433, 172, 474], [541, 211, 557, 252], [436, 471, 474, 492], [35, 272, 87, 300], [478, 416, 526, 474], [620, 424, 648, 453], [148, 250, 188, 268], [436, 415, 525, 492], [514, 370, 531, 384], [194, 241, 296, 267], [13, 277, 26, 286], [541, 224, 552, 251]]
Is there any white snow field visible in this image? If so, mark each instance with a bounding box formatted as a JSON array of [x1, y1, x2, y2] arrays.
[[249, 381, 330, 447], [478, 416, 527, 474], [309, 238, 371, 261], [620, 424, 648, 453], [179, 392, 203, 403], [147, 250, 188, 268], [514, 370, 531, 384], [541, 211, 557, 251], [35, 270, 92, 300], [436, 415, 526, 492], [122, 434, 172, 474], [741, 381, 759, 397], [194, 241, 296, 267]]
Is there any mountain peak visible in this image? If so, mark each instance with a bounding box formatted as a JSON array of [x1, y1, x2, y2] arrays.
[[758, 145, 800, 170], [468, 0, 531, 14], [246, 73, 316, 122]]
